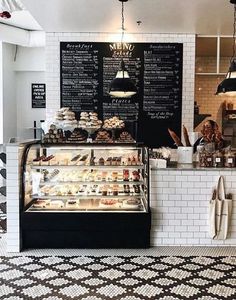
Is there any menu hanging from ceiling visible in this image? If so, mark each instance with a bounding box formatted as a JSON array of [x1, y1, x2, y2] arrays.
[[60, 42, 183, 147]]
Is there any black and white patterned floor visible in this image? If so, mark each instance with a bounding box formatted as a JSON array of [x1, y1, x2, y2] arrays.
[[0, 255, 235, 300]]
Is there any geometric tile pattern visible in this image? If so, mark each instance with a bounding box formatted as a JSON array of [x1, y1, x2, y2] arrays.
[[0, 256, 235, 299]]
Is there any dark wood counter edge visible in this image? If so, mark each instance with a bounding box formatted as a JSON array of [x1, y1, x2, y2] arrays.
[[151, 161, 236, 171]]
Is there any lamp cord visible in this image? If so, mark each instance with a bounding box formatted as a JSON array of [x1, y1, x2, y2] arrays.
[[231, 4, 236, 62], [121, 0, 125, 73]]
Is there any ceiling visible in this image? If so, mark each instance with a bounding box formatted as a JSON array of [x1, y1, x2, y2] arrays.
[[0, 0, 235, 35], [18, 0, 235, 35], [0, 9, 42, 30]]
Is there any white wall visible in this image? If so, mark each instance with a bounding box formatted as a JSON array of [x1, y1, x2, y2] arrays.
[[16, 71, 45, 139], [0, 42, 3, 144], [2, 43, 17, 143], [0, 44, 46, 142], [13, 46, 45, 72], [45, 32, 195, 133]]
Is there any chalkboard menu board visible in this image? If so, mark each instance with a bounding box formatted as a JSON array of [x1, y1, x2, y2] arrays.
[[32, 83, 46, 108], [60, 42, 183, 148]]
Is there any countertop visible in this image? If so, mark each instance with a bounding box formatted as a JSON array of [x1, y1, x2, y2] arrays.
[[151, 162, 236, 171]]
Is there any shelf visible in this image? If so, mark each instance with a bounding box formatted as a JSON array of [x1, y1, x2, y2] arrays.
[[39, 180, 143, 185], [26, 198, 146, 213], [195, 73, 225, 76], [32, 194, 144, 200], [30, 165, 145, 170], [224, 110, 236, 114]]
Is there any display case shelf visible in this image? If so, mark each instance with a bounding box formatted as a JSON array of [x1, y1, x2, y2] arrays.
[[31, 194, 144, 200], [30, 165, 145, 170], [39, 180, 144, 185]]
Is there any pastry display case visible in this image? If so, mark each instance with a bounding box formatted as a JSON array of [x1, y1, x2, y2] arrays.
[[21, 143, 151, 249]]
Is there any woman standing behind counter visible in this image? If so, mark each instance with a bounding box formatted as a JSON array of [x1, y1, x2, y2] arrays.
[[194, 120, 225, 152]]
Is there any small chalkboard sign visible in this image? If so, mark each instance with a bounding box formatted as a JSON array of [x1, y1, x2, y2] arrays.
[[32, 83, 46, 108]]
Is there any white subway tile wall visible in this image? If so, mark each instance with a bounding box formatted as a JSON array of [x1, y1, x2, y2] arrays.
[[6, 145, 22, 252], [150, 170, 236, 246], [45, 33, 195, 135]]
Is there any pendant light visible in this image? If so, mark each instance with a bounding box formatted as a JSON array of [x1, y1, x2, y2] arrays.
[[216, 0, 236, 96], [109, 0, 137, 98]]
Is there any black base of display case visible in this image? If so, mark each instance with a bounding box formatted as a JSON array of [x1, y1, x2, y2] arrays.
[[21, 211, 151, 249]]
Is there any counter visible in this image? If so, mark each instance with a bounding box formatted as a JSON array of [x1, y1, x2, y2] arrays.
[[6, 143, 236, 252], [150, 166, 236, 246]]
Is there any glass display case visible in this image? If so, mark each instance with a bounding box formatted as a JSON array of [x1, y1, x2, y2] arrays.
[[21, 143, 151, 248]]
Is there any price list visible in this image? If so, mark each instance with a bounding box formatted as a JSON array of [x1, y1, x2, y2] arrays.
[[60, 43, 99, 115], [143, 44, 182, 120]]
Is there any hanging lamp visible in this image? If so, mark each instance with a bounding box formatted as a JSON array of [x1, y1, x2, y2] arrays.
[[216, 0, 236, 96], [109, 0, 137, 98]]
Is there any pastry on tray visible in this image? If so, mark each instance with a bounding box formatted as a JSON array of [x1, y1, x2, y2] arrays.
[[99, 199, 118, 208], [49, 200, 64, 209], [65, 199, 79, 208], [32, 199, 50, 208], [67, 128, 88, 142], [117, 131, 135, 143], [78, 111, 102, 128], [41, 155, 55, 166], [103, 116, 125, 129], [123, 199, 141, 209], [94, 129, 112, 143], [32, 155, 45, 165]]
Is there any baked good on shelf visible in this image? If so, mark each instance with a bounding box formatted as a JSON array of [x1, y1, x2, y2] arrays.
[[117, 131, 135, 143], [41, 155, 55, 166], [124, 185, 130, 194], [78, 111, 102, 128], [67, 128, 87, 142], [94, 130, 112, 143], [123, 169, 130, 181], [77, 154, 89, 165], [65, 199, 79, 208], [50, 200, 64, 209], [98, 157, 105, 165], [133, 185, 141, 194], [112, 185, 119, 196], [132, 170, 140, 181], [123, 199, 141, 209], [105, 157, 112, 166], [69, 154, 81, 165], [32, 199, 50, 208], [112, 171, 118, 181], [103, 116, 125, 129], [32, 155, 45, 165], [43, 127, 65, 144], [101, 171, 107, 181], [101, 185, 108, 196], [99, 199, 118, 208]]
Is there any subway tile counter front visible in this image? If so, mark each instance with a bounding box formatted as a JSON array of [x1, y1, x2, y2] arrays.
[[150, 168, 236, 246]]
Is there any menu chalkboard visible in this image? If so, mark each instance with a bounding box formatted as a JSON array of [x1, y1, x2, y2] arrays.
[[32, 83, 46, 108], [60, 42, 183, 148]]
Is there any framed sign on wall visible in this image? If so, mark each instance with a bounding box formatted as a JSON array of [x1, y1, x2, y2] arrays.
[[32, 83, 46, 108]]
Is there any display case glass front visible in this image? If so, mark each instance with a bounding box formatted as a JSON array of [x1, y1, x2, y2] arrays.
[[23, 144, 149, 213]]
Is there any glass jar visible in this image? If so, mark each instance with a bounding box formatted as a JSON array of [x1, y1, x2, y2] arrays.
[[213, 151, 224, 168], [199, 150, 213, 167], [224, 151, 235, 168]]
